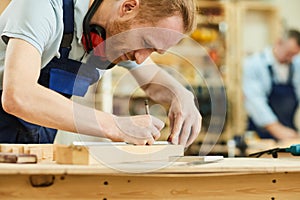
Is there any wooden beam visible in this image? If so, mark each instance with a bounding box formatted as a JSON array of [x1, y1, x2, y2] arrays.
[[0, 172, 300, 199], [0, 0, 11, 14]]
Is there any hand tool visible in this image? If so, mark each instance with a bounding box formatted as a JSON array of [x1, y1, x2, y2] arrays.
[[249, 144, 300, 158]]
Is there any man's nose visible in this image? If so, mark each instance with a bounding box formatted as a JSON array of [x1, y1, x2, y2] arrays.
[[134, 49, 154, 64]]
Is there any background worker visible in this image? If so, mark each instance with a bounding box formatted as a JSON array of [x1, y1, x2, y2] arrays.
[[0, 0, 201, 146], [243, 29, 300, 141]]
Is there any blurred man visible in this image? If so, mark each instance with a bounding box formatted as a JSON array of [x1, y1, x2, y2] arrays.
[[243, 29, 300, 140]]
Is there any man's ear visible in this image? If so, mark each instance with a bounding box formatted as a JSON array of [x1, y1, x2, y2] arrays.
[[119, 0, 140, 17]]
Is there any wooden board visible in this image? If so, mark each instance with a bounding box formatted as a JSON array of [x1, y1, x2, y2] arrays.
[[1, 172, 300, 200], [55, 142, 184, 165], [0, 158, 300, 175], [0, 158, 300, 199]]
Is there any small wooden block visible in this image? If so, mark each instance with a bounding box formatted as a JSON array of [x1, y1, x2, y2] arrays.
[[0, 144, 24, 154], [23, 144, 54, 162], [0, 144, 54, 163], [28, 148, 43, 162], [55, 145, 89, 165], [55, 145, 73, 164], [12, 147, 22, 154]]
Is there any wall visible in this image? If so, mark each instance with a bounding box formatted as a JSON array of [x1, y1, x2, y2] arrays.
[[271, 0, 300, 30]]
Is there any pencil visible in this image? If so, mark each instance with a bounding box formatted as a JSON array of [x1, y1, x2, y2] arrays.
[[144, 99, 150, 115]]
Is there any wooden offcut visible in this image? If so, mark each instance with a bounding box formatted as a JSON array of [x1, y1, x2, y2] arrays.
[[55, 144, 89, 165], [0, 144, 54, 163], [55, 142, 184, 165]]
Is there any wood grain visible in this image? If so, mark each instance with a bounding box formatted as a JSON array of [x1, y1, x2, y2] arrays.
[[0, 158, 299, 199], [0, 172, 299, 199]]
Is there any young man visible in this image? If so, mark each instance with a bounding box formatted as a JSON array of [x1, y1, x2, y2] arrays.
[[0, 0, 201, 146], [243, 29, 300, 141]]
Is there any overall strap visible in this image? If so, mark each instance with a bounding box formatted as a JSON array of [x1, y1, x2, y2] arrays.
[[267, 64, 294, 85], [287, 63, 294, 84], [60, 0, 75, 58], [267, 65, 275, 84], [38, 0, 101, 98], [62, 0, 74, 34], [259, 53, 276, 83]]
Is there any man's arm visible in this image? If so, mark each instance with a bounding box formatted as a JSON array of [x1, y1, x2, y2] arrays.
[[2, 38, 163, 145], [129, 58, 202, 147], [265, 122, 298, 140]]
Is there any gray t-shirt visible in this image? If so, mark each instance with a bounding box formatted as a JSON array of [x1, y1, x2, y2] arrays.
[[0, 0, 140, 90]]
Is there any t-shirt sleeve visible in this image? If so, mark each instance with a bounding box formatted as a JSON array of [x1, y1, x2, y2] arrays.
[[1, 0, 58, 55]]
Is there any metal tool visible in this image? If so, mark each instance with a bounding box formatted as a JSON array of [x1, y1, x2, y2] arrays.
[[249, 144, 300, 158]]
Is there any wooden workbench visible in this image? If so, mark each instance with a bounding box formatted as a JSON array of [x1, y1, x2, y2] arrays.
[[0, 158, 300, 199]]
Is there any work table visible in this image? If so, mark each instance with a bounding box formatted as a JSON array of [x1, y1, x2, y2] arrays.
[[0, 158, 299, 174], [0, 158, 300, 199]]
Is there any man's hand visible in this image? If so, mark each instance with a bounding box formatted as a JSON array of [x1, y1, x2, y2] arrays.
[[266, 122, 299, 141], [167, 91, 202, 147], [129, 58, 202, 147], [106, 114, 165, 145]]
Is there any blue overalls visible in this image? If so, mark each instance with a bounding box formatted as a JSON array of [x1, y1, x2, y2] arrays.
[[248, 63, 299, 139], [0, 0, 105, 143]]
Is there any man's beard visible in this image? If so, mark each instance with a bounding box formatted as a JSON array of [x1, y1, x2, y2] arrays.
[[106, 18, 132, 37], [105, 19, 135, 63]]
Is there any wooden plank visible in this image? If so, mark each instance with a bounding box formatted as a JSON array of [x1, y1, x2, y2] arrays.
[[0, 172, 299, 199], [0, 158, 300, 175], [55, 143, 184, 165]]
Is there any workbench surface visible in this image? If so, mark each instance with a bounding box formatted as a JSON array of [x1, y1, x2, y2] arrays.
[[0, 158, 300, 174], [1, 158, 300, 200]]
